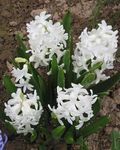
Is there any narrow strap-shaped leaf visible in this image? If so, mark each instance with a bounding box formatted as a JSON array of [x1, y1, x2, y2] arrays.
[[92, 99, 100, 116], [80, 116, 109, 138], [89, 71, 120, 94], [30, 130, 37, 143], [28, 64, 46, 105], [89, 61, 103, 72], [81, 72, 96, 87], [16, 33, 29, 60], [16, 33, 27, 50], [111, 130, 120, 150], [3, 75, 16, 94], [4, 122, 17, 136], [62, 11, 73, 54], [57, 68, 65, 88], [38, 75, 47, 102], [63, 50, 70, 72], [62, 11, 72, 34], [64, 127, 74, 144], [51, 55, 58, 87], [76, 136, 89, 150], [52, 125, 65, 140]]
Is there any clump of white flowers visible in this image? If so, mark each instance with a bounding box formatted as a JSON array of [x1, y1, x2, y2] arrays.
[[49, 83, 97, 129], [11, 64, 33, 92], [72, 20, 118, 83], [4, 89, 43, 135], [27, 11, 68, 68], [5, 64, 43, 135]]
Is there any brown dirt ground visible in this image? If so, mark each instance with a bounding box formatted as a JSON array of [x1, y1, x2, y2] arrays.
[[0, 0, 120, 149]]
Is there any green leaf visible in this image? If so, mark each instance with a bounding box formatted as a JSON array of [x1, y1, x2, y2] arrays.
[[0, 108, 11, 122], [63, 50, 70, 72], [81, 72, 96, 87], [64, 127, 74, 144], [80, 116, 109, 137], [62, 11, 73, 53], [51, 55, 58, 87], [28, 64, 46, 105], [90, 61, 103, 72], [93, 99, 100, 115], [15, 33, 29, 60], [89, 71, 120, 94], [3, 75, 16, 94], [57, 68, 65, 88], [4, 122, 16, 135], [52, 125, 65, 139], [30, 130, 37, 143], [111, 130, 120, 150], [62, 11, 72, 34], [76, 136, 88, 150], [39, 145, 46, 150]]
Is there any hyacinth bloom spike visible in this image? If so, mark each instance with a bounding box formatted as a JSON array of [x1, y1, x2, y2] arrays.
[[26, 11, 68, 68], [72, 20, 118, 83], [4, 89, 43, 135], [49, 83, 97, 129], [0, 130, 7, 150]]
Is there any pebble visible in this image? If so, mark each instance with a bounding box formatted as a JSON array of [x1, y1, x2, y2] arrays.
[[30, 9, 46, 17], [53, 12, 59, 20], [9, 21, 18, 27]]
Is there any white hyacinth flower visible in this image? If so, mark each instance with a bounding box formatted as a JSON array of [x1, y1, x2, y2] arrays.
[[12, 64, 33, 92], [26, 11, 68, 68], [15, 78, 33, 93], [72, 20, 118, 83], [11, 64, 32, 82], [4, 89, 43, 135], [49, 83, 97, 129]]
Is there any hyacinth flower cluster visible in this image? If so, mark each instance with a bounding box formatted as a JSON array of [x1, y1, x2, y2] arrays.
[[26, 11, 68, 68], [49, 84, 97, 129], [72, 20, 118, 83], [4, 64, 43, 135], [1, 11, 120, 149]]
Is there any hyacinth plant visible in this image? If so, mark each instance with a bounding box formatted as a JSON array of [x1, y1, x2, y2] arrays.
[[1, 11, 120, 149]]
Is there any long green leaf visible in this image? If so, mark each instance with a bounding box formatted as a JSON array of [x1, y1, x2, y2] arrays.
[[89, 71, 120, 94], [111, 130, 120, 150], [52, 125, 65, 140], [30, 130, 37, 143], [76, 136, 89, 150], [3, 75, 16, 94], [81, 72, 96, 87], [62, 11, 73, 53], [51, 55, 58, 87], [57, 68, 65, 88], [64, 127, 74, 144], [16, 33, 29, 60], [28, 64, 46, 105], [63, 50, 70, 72], [62, 11, 72, 34], [80, 116, 109, 137], [5, 122, 16, 135], [93, 99, 101, 115], [90, 61, 103, 72]]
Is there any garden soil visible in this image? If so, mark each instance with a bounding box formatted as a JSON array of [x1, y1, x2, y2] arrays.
[[0, 0, 120, 149]]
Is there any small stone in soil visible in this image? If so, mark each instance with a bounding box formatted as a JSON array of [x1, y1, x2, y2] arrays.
[[9, 21, 18, 27]]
